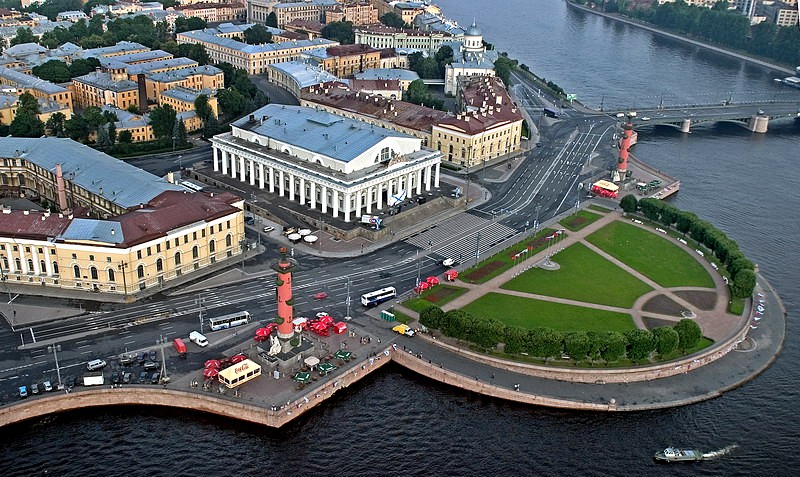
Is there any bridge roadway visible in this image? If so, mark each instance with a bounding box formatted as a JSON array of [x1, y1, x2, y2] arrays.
[[615, 102, 800, 132]]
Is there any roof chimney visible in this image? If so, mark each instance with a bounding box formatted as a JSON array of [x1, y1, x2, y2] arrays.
[[55, 163, 69, 214]]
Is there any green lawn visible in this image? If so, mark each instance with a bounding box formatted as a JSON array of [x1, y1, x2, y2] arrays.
[[501, 242, 652, 308], [588, 204, 611, 214], [403, 285, 469, 312], [460, 228, 558, 284], [560, 210, 603, 232], [462, 293, 636, 332], [586, 221, 714, 288], [727, 297, 745, 316]]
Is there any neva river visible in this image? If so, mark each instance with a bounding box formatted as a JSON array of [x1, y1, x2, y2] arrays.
[[2, 1, 799, 475]]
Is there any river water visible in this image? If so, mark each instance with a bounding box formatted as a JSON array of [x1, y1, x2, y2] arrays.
[[2, 1, 799, 475]]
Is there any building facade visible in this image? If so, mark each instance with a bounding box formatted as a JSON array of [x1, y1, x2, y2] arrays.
[[210, 103, 442, 223], [0, 65, 73, 112], [354, 25, 453, 51], [71, 71, 141, 110], [325, 1, 379, 25], [306, 44, 382, 77], [247, 0, 339, 27]]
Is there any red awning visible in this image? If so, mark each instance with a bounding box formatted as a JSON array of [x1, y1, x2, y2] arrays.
[[230, 354, 247, 364], [203, 367, 219, 378], [426, 276, 440, 285], [204, 359, 221, 369]]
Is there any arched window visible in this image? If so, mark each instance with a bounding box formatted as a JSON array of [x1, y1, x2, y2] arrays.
[[137, 265, 144, 279], [174, 252, 181, 266], [90, 266, 98, 280], [108, 268, 115, 282], [39, 259, 46, 272], [52, 261, 59, 274], [192, 246, 199, 259], [156, 258, 163, 272], [209, 240, 216, 253], [0, 173, 7, 185], [17, 173, 25, 187], [27, 258, 33, 272], [73, 264, 80, 278], [1, 255, 7, 269], [226, 235, 232, 247]]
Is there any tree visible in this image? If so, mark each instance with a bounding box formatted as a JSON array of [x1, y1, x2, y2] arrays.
[[434, 45, 454, 65], [45, 112, 67, 137], [218, 87, 247, 117], [728, 258, 754, 279], [10, 93, 44, 138], [96, 124, 112, 151], [563, 331, 590, 363], [202, 114, 222, 138], [265, 12, 278, 28], [68, 57, 101, 78], [10, 27, 36, 46], [117, 130, 133, 144], [243, 24, 272, 45], [493, 55, 518, 85], [620, 194, 638, 214], [527, 328, 562, 361], [82, 107, 106, 129], [419, 305, 444, 330], [731, 269, 756, 299], [405, 80, 444, 110], [503, 326, 528, 355], [32, 60, 72, 83], [127, 104, 140, 114], [673, 319, 702, 352], [379, 12, 405, 28], [599, 331, 626, 364], [149, 104, 177, 139], [320, 21, 354, 44], [174, 16, 207, 34], [172, 118, 187, 147], [624, 329, 655, 363], [194, 94, 214, 122], [652, 326, 679, 357], [65, 114, 90, 142]]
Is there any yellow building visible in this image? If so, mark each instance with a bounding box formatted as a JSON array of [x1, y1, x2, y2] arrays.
[[157, 86, 218, 118], [176, 28, 338, 75], [325, 1, 379, 25], [0, 137, 245, 300], [306, 44, 382, 78], [0, 65, 73, 113], [144, 65, 224, 102], [0, 94, 72, 126], [71, 71, 141, 110]]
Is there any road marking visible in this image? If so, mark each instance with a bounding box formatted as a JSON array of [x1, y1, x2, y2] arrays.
[[124, 340, 137, 345], [81, 351, 93, 355], [78, 345, 90, 349], [161, 326, 173, 330]]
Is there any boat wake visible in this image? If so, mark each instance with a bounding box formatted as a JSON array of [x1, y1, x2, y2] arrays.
[[702, 444, 738, 459]]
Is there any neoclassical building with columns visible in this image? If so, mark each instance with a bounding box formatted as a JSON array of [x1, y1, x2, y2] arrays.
[[210, 104, 442, 223]]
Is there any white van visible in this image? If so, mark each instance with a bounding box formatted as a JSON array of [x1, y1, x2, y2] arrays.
[[87, 359, 107, 371], [189, 331, 208, 347]]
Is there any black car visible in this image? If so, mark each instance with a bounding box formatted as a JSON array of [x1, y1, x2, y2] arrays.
[[111, 373, 121, 385], [66, 376, 76, 388], [150, 372, 160, 384], [137, 352, 147, 364], [143, 361, 160, 371], [148, 350, 157, 362], [139, 371, 148, 383]]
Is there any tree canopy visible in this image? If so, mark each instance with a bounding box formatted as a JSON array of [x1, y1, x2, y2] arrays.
[[174, 16, 207, 34], [9, 92, 44, 138], [148, 104, 177, 139], [320, 21, 354, 44], [244, 24, 272, 45], [379, 12, 406, 29], [10, 27, 36, 46], [404, 80, 444, 110]]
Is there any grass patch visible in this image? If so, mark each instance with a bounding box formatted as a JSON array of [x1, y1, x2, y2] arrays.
[[462, 293, 636, 332], [402, 285, 468, 312], [588, 204, 611, 214], [587, 221, 714, 288], [727, 297, 745, 316], [501, 243, 652, 308], [560, 210, 603, 232], [461, 228, 558, 284], [388, 308, 413, 324], [661, 337, 714, 360]]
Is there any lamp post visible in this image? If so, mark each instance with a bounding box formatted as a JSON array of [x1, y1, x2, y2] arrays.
[[157, 335, 168, 381], [196, 293, 206, 334], [474, 232, 481, 267], [239, 238, 248, 273], [48, 343, 62, 389], [118, 261, 128, 297]]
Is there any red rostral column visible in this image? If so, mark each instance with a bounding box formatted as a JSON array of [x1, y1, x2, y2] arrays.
[[617, 122, 633, 176], [271, 248, 298, 340]]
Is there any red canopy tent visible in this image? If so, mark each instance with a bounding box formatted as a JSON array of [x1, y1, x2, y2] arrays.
[[204, 359, 221, 369], [332, 322, 347, 334], [444, 269, 458, 281], [203, 367, 219, 378], [426, 276, 440, 285], [230, 354, 247, 364]]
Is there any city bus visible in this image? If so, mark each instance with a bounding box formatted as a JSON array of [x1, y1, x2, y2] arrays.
[[208, 311, 251, 331], [360, 287, 397, 307], [543, 107, 560, 118]]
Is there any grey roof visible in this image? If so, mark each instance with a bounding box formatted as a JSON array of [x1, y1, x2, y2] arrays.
[[355, 68, 420, 82], [146, 65, 222, 83], [231, 104, 414, 164], [268, 61, 338, 88], [3, 43, 46, 57], [304, 47, 329, 60], [159, 87, 211, 103], [126, 57, 197, 75], [61, 218, 125, 244], [178, 30, 337, 55], [0, 65, 67, 94], [73, 71, 138, 92], [108, 49, 173, 65], [80, 41, 148, 59], [0, 138, 182, 209], [465, 21, 482, 37], [273, 0, 337, 8], [0, 94, 16, 108]]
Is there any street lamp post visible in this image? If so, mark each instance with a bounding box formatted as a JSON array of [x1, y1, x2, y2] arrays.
[[118, 261, 128, 297], [474, 232, 481, 267], [157, 335, 168, 381], [240, 238, 248, 273], [48, 343, 62, 389], [196, 293, 206, 334]]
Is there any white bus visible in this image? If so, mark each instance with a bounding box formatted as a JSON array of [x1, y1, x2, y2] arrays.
[[360, 287, 397, 307], [208, 311, 251, 331]]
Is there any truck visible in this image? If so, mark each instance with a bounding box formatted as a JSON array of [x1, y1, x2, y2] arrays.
[[83, 372, 104, 386], [173, 338, 187, 357], [392, 324, 415, 337]]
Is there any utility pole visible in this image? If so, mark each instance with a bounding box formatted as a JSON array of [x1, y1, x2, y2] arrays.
[[118, 261, 128, 298], [48, 343, 62, 390], [240, 238, 248, 273], [474, 232, 481, 267], [345, 276, 352, 320], [157, 335, 168, 381], [196, 293, 206, 334]]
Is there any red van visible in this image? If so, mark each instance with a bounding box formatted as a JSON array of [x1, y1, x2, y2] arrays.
[[173, 338, 187, 357]]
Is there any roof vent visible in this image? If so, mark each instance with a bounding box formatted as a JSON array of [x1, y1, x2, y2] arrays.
[[23, 210, 29, 215]]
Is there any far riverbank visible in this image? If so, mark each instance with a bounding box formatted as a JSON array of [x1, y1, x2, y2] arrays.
[[566, 1, 796, 76]]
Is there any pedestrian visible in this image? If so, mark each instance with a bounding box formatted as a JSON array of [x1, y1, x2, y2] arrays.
[[491, 373, 495, 379]]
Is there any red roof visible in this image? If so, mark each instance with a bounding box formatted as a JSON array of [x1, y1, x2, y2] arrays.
[[0, 210, 72, 240]]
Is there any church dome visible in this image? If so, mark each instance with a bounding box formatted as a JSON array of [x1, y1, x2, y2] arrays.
[[465, 21, 481, 37]]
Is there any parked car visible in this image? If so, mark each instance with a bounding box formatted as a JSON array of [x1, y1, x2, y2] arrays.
[[263, 226, 274, 233], [30, 382, 40, 395], [137, 352, 147, 364], [244, 216, 255, 225], [19, 386, 28, 398], [123, 372, 132, 384], [119, 354, 136, 365], [43, 381, 53, 392], [66, 376, 76, 388], [139, 371, 148, 383], [148, 350, 157, 362], [143, 361, 160, 371], [150, 372, 160, 384], [87, 359, 107, 371], [111, 373, 121, 385]]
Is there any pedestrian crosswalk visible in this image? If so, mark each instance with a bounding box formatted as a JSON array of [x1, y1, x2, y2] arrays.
[[405, 212, 519, 262]]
